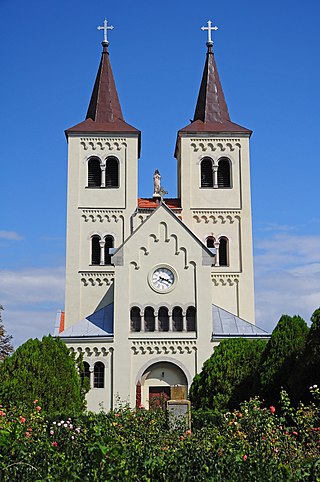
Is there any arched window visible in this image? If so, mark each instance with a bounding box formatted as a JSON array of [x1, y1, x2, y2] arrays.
[[94, 362, 105, 388], [144, 307, 155, 332], [217, 158, 231, 188], [130, 307, 141, 332], [91, 235, 101, 265], [104, 235, 114, 265], [106, 157, 119, 188], [186, 307, 196, 331], [81, 361, 91, 385], [172, 307, 183, 332], [219, 237, 228, 266], [200, 158, 213, 188], [158, 307, 169, 332], [206, 237, 215, 249], [88, 158, 102, 187]]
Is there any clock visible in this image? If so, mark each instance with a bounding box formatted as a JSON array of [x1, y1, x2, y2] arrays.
[[149, 266, 177, 293]]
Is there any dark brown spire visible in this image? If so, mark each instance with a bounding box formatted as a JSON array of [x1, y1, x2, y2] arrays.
[[66, 44, 140, 139], [86, 44, 123, 123], [193, 45, 230, 123]]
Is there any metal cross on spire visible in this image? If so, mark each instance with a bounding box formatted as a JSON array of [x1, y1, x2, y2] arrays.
[[201, 20, 218, 47], [97, 18, 114, 46]]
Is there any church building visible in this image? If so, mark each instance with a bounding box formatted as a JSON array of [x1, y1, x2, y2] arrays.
[[54, 20, 268, 412]]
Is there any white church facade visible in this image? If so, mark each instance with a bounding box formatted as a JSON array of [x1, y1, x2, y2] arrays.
[[54, 21, 268, 412]]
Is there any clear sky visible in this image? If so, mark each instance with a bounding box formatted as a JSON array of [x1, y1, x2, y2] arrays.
[[1, 0, 319, 347]]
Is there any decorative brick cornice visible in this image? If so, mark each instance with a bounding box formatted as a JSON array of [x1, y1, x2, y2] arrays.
[[211, 274, 239, 286], [81, 209, 124, 223], [69, 346, 111, 357], [131, 340, 196, 355], [190, 139, 241, 153], [80, 138, 127, 151], [80, 271, 115, 286], [192, 211, 241, 224]]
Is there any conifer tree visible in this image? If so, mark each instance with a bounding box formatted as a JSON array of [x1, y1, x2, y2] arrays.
[[189, 338, 266, 410], [0, 305, 14, 361], [258, 314, 309, 404], [0, 335, 86, 414]]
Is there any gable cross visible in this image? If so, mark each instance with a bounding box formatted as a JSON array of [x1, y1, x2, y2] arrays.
[[97, 19, 114, 46], [201, 20, 218, 47]]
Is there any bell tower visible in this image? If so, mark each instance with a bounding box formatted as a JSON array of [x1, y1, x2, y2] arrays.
[[175, 22, 255, 323], [64, 22, 140, 328]]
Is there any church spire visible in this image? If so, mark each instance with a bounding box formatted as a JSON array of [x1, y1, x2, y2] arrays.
[[66, 20, 140, 137], [176, 21, 251, 136]]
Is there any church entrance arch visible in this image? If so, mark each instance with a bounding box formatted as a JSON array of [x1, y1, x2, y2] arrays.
[[138, 361, 188, 409]]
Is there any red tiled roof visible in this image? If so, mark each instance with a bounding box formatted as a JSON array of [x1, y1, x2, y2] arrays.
[[138, 198, 181, 210], [179, 119, 251, 134]]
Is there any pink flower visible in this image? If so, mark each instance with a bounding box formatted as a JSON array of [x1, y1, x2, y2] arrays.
[[270, 406, 276, 414], [35, 406, 41, 412], [243, 455, 247, 461], [292, 431, 298, 436], [52, 441, 58, 447], [19, 416, 26, 423], [115, 413, 120, 417], [33, 400, 38, 404], [180, 435, 185, 441], [50, 430, 54, 435], [138, 404, 144, 409], [185, 429, 192, 436], [25, 432, 31, 438], [0, 410, 5, 416]]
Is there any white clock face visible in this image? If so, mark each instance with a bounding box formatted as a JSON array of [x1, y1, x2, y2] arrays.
[[152, 267, 175, 291]]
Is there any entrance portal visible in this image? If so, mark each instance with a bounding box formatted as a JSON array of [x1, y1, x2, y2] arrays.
[[140, 361, 188, 409]]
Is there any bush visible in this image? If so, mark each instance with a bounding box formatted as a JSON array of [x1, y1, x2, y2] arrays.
[[0, 335, 86, 415], [189, 338, 266, 410]]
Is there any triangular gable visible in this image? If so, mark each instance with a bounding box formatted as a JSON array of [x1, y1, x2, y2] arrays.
[[58, 304, 114, 338], [112, 202, 215, 264], [212, 304, 269, 339]]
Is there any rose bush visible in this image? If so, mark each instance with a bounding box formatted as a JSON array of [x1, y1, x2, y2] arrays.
[[0, 392, 319, 481]]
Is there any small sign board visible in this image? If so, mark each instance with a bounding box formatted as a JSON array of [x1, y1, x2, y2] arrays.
[[167, 400, 191, 431]]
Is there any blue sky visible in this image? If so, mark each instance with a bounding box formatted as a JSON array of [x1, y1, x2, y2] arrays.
[[1, 0, 320, 346]]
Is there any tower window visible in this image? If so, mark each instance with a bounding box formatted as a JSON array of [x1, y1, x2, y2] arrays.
[[186, 307, 196, 331], [144, 307, 155, 332], [217, 158, 231, 188], [91, 235, 101, 265], [106, 157, 119, 188], [158, 307, 169, 332], [201, 158, 213, 188], [94, 362, 105, 388], [172, 307, 183, 332], [104, 235, 114, 265], [88, 158, 102, 187], [130, 307, 141, 332], [219, 237, 229, 266]]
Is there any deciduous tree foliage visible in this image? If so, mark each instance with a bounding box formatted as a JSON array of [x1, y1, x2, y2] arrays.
[[0, 305, 14, 361], [258, 314, 309, 404], [189, 338, 266, 410], [0, 335, 86, 415]]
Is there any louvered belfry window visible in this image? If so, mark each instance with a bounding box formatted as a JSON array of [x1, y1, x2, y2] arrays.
[[217, 158, 231, 188], [219, 237, 228, 266], [88, 158, 102, 187], [91, 235, 101, 265], [104, 235, 114, 265], [201, 158, 213, 188], [106, 157, 119, 188]]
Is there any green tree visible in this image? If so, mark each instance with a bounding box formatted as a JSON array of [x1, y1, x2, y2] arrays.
[[0, 335, 86, 415], [259, 314, 309, 405], [290, 307, 320, 403], [189, 338, 266, 410], [0, 305, 14, 361]]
